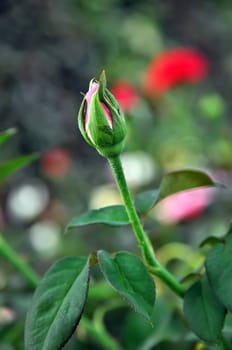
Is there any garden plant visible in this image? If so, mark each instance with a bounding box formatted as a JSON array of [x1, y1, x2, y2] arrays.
[[13, 70, 232, 349], [0, 55, 232, 348], [1, 1, 232, 349]]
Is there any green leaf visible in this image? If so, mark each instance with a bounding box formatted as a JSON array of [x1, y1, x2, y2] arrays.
[[158, 169, 218, 201], [134, 190, 159, 215], [199, 236, 222, 249], [97, 250, 155, 321], [224, 223, 232, 238], [135, 169, 219, 215], [206, 235, 232, 311], [0, 128, 17, 146], [25, 256, 90, 350], [65, 205, 129, 233], [184, 275, 225, 342], [0, 154, 38, 183]]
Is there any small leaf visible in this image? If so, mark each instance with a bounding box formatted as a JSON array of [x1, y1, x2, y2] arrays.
[[206, 235, 232, 311], [135, 169, 219, 215], [0, 154, 38, 183], [199, 236, 222, 249], [25, 256, 90, 350], [184, 275, 225, 342], [97, 250, 155, 321], [158, 169, 218, 201], [65, 205, 129, 233], [224, 223, 232, 239], [134, 190, 159, 215], [0, 128, 17, 146]]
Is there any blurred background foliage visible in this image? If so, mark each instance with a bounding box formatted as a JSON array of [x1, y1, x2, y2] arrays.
[[1, 0, 232, 349]]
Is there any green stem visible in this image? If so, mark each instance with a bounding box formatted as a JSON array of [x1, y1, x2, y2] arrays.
[[80, 316, 123, 350], [0, 234, 39, 288], [88, 280, 118, 301], [108, 156, 185, 297]]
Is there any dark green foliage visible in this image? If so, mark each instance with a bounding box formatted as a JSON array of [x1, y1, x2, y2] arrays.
[[184, 275, 225, 342], [65, 205, 129, 232], [25, 257, 90, 350], [98, 250, 156, 321], [206, 235, 232, 312]]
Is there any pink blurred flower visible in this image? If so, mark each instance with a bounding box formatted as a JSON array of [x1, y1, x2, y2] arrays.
[[110, 81, 139, 112], [143, 48, 209, 96], [156, 188, 214, 224], [41, 148, 71, 177]]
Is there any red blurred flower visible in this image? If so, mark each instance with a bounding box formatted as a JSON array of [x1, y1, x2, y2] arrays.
[[41, 148, 71, 177], [143, 48, 209, 96], [110, 81, 139, 112]]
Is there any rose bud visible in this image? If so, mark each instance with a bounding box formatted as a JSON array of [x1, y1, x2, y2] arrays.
[[78, 71, 127, 158]]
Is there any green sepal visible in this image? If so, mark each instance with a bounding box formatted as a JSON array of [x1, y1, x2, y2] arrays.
[[88, 92, 114, 146], [98, 70, 107, 99], [78, 98, 94, 147]]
